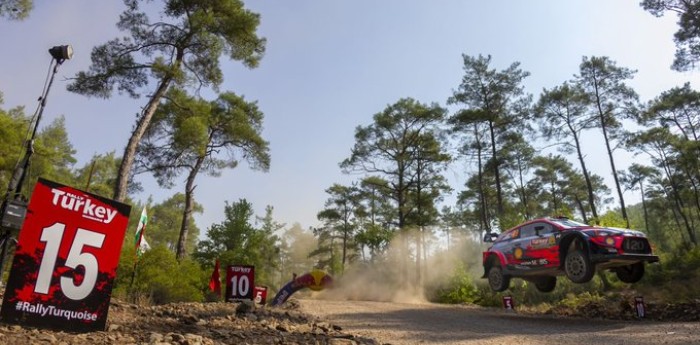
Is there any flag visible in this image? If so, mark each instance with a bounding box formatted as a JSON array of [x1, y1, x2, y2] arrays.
[[134, 206, 148, 256], [209, 259, 221, 296], [139, 235, 151, 253]]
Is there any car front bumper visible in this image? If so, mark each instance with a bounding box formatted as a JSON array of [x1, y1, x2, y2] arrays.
[[590, 253, 660, 265]]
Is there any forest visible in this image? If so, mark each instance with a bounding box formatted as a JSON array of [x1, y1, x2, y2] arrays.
[[0, 0, 699, 306]]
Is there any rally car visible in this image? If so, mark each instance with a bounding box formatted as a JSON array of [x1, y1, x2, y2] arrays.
[[481, 217, 659, 292]]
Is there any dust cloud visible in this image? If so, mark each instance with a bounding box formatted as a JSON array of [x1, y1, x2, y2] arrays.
[[313, 227, 485, 304]]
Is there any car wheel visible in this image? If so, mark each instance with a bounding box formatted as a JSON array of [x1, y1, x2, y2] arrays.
[[615, 262, 645, 283], [534, 276, 557, 293], [488, 266, 510, 292], [564, 249, 595, 283]]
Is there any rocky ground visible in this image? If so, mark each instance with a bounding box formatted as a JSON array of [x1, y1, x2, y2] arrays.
[[0, 295, 698, 345], [541, 295, 700, 321], [299, 299, 700, 345], [0, 298, 383, 345]]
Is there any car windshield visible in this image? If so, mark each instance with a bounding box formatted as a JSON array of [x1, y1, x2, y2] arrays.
[[550, 218, 589, 228]]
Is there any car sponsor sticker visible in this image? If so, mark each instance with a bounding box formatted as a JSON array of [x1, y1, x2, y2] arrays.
[[530, 236, 557, 249], [513, 247, 524, 260], [519, 259, 549, 266]]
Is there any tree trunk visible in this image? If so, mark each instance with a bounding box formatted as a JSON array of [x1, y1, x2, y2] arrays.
[[661, 158, 697, 245], [396, 162, 409, 287], [550, 181, 559, 214], [176, 154, 205, 260], [571, 128, 598, 222], [600, 120, 629, 227], [474, 124, 490, 234], [640, 180, 650, 233], [415, 157, 422, 288], [574, 195, 589, 224], [592, 88, 628, 228], [670, 182, 697, 245], [660, 179, 690, 244], [113, 77, 172, 201], [342, 212, 349, 275], [488, 121, 504, 216], [684, 110, 699, 141], [681, 167, 700, 220], [415, 228, 422, 288], [517, 155, 529, 219]]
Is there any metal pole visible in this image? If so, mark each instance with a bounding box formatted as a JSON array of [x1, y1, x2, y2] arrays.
[[0, 58, 64, 284]]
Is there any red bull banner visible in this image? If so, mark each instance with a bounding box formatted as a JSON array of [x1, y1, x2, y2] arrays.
[[0, 178, 131, 332], [270, 270, 333, 306]]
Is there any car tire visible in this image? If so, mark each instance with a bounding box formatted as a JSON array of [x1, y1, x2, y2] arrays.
[[534, 276, 557, 293], [564, 249, 595, 283], [488, 266, 510, 292], [615, 262, 645, 283]]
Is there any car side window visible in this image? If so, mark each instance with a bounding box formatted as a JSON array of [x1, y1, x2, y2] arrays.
[[497, 228, 520, 241], [520, 224, 537, 238], [537, 223, 555, 234]]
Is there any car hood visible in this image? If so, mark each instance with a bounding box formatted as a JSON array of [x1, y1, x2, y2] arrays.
[[573, 226, 647, 237]]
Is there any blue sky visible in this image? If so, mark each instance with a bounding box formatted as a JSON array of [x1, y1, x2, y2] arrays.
[[0, 1, 697, 234]]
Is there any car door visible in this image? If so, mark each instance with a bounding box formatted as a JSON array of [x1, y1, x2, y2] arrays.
[[525, 222, 561, 268], [510, 223, 538, 268]]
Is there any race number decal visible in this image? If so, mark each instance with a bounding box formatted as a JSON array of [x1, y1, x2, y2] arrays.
[[0, 178, 131, 332], [225, 265, 255, 301], [254, 286, 268, 305]]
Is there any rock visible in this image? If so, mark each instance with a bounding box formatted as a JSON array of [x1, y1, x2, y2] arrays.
[[235, 300, 256, 314], [330, 339, 357, 345], [149, 332, 164, 343], [37, 333, 57, 342], [184, 333, 204, 345], [169, 333, 186, 342]]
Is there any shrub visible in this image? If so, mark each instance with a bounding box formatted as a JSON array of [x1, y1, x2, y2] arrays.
[[557, 291, 605, 309], [430, 263, 479, 304], [127, 245, 207, 304]]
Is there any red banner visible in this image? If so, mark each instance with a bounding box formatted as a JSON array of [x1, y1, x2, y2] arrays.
[[208, 259, 221, 297], [0, 178, 131, 332], [502, 296, 515, 310], [254, 286, 268, 305], [635, 296, 646, 318], [225, 265, 255, 301]]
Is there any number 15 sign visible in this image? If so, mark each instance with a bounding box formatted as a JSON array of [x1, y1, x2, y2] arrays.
[[0, 178, 131, 332]]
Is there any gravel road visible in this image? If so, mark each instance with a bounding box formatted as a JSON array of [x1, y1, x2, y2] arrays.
[[298, 299, 700, 345]]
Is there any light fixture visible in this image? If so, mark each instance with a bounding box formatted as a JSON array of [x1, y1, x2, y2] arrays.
[[48, 45, 73, 62], [0, 43, 74, 282]]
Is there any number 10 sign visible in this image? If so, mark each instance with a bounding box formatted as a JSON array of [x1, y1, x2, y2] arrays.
[[226, 265, 255, 301], [0, 178, 131, 332]]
